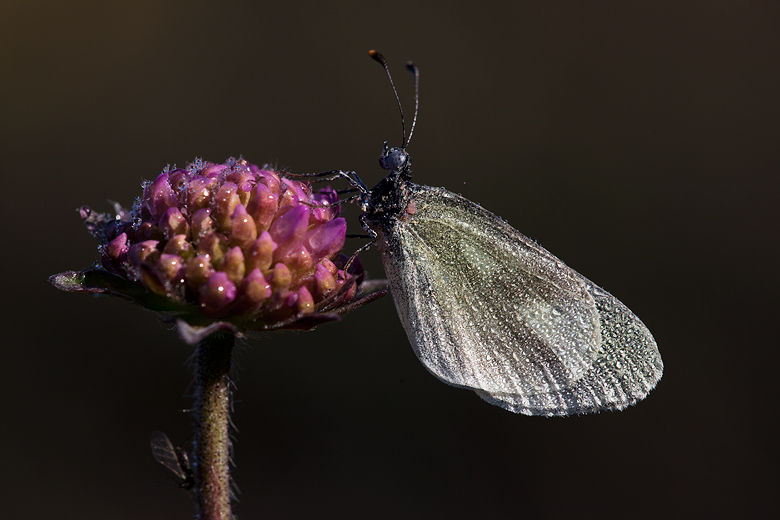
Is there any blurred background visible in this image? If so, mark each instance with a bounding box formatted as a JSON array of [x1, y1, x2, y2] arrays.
[[2, 1, 778, 518]]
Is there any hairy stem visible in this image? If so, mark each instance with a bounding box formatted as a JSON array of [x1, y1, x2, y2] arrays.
[[193, 332, 235, 519]]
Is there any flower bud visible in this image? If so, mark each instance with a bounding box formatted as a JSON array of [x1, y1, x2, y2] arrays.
[[278, 181, 310, 210], [296, 286, 314, 314], [104, 233, 129, 264], [186, 255, 215, 292], [235, 268, 271, 312], [135, 221, 164, 242], [268, 262, 292, 292], [311, 187, 340, 222], [224, 163, 250, 185], [157, 254, 185, 283], [214, 182, 240, 232], [199, 271, 236, 316], [228, 171, 255, 205], [197, 232, 228, 267], [140, 264, 168, 296], [314, 262, 337, 297], [220, 246, 246, 285], [304, 218, 346, 263], [257, 170, 281, 193], [269, 205, 309, 264], [166, 168, 188, 193], [128, 240, 160, 267], [191, 208, 214, 241], [159, 207, 190, 240], [319, 257, 338, 276], [163, 234, 195, 262], [187, 176, 215, 211], [143, 172, 178, 218], [246, 183, 278, 233], [245, 232, 277, 273], [279, 244, 312, 276], [201, 163, 228, 178], [230, 204, 257, 247]]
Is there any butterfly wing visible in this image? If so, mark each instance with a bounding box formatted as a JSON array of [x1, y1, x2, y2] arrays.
[[373, 185, 662, 416]]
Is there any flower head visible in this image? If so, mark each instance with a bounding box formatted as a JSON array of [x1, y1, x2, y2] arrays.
[[51, 158, 386, 343]]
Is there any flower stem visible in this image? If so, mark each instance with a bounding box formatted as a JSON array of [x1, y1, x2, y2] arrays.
[[194, 331, 235, 519]]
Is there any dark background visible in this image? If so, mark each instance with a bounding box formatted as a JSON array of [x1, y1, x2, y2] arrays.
[[2, 1, 778, 518]]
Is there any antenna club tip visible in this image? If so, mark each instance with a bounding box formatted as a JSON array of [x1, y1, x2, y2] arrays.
[[368, 50, 385, 63]]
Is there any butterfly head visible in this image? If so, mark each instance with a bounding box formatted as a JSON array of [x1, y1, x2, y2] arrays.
[[379, 141, 411, 174]]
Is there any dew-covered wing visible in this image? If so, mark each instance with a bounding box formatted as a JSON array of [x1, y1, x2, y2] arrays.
[[377, 185, 662, 416]]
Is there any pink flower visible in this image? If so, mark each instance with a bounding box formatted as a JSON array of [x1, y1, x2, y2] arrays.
[[51, 157, 386, 343]]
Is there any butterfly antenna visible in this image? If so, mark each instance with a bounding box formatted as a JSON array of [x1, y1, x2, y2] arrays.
[[369, 50, 407, 148], [405, 61, 419, 147]]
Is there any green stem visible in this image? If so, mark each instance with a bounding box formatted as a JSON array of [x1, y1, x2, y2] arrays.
[[194, 332, 235, 519]]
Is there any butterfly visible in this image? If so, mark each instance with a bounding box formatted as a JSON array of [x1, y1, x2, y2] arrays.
[[298, 51, 662, 416]]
